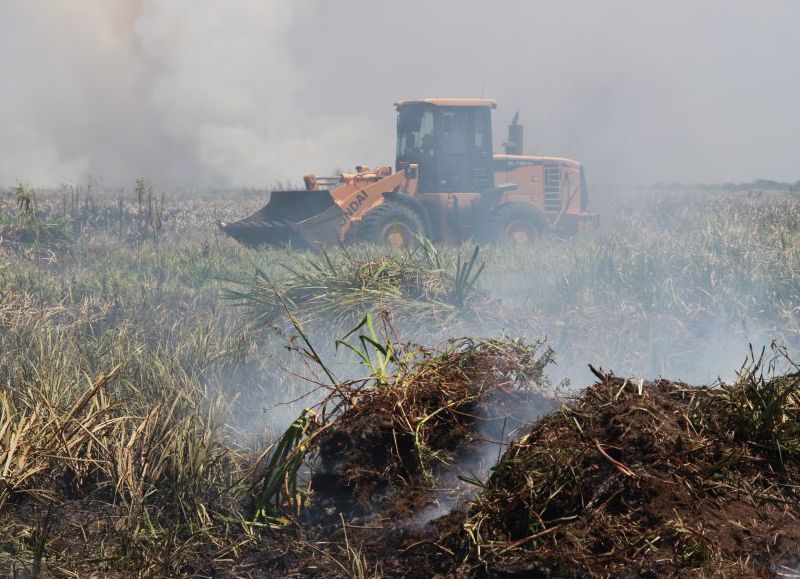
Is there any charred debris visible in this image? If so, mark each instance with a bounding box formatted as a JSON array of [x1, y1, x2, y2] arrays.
[[250, 325, 800, 577]]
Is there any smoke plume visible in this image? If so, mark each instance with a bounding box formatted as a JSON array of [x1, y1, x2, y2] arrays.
[[1, 1, 798, 189], [0, 0, 372, 188]]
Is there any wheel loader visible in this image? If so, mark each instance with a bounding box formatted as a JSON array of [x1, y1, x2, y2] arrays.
[[220, 98, 597, 248]]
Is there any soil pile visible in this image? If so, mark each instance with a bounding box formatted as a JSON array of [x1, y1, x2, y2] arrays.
[[309, 338, 557, 519], [260, 353, 800, 578], [250, 336, 557, 577], [470, 367, 800, 577], [254, 337, 558, 523]]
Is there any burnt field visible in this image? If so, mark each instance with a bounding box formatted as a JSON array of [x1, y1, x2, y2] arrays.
[[1, 184, 799, 577]]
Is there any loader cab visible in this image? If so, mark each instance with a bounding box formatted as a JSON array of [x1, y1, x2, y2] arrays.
[[395, 99, 495, 194]]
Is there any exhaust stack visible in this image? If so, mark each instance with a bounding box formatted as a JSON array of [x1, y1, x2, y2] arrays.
[[504, 111, 524, 155]]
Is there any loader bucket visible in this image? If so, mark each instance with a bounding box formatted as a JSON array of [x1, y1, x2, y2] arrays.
[[220, 190, 345, 249]]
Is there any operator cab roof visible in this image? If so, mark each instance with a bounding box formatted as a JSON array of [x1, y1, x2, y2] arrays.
[[394, 98, 497, 109]]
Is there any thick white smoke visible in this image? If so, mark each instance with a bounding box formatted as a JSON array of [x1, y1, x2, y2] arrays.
[[1, 1, 798, 189], [0, 0, 374, 188]]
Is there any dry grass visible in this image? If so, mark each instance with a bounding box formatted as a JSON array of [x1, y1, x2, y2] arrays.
[[0, 292, 258, 576], [221, 239, 487, 334], [1, 184, 799, 574]]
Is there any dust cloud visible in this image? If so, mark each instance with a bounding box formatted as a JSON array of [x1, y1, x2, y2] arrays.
[[2, 1, 799, 190]]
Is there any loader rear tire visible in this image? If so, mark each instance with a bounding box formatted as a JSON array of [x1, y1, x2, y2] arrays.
[[357, 202, 425, 248], [485, 202, 545, 245]]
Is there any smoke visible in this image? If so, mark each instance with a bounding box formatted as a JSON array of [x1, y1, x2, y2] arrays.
[[2, 1, 798, 189], [296, 0, 800, 190], [0, 0, 373, 188]]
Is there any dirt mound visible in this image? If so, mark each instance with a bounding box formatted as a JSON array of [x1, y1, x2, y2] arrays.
[[248, 335, 558, 577], [256, 344, 800, 577], [470, 367, 800, 577], [252, 335, 558, 526], [309, 338, 557, 520]]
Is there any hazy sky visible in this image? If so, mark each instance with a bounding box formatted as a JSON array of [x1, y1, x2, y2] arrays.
[[1, 0, 798, 189]]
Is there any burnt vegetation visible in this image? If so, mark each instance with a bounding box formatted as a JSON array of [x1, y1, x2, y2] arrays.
[[252, 330, 557, 522], [1, 185, 800, 576]]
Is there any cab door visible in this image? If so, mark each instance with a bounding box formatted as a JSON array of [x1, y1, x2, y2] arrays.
[[435, 107, 493, 193], [436, 108, 471, 192]]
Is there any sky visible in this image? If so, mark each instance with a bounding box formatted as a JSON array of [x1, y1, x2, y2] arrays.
[[1, 0, 798, 190]]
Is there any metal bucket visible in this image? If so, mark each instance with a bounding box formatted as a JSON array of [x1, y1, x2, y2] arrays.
[[220, 190, 345, 249]]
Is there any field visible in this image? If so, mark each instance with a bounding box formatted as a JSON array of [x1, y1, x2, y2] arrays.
[[0, 183, 799, 576]]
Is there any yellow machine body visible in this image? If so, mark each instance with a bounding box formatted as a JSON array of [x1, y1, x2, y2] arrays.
[[221, 98, 597, 248]]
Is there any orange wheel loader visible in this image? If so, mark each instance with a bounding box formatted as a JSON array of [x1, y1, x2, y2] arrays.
[[220, 99, 598, 249]]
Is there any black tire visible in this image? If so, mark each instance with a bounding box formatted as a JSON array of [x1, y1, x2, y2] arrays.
[[357, 202, 425, 248], [483, 202, 545, 245]]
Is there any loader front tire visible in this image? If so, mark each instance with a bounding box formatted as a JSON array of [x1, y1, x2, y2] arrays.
[[485, 202, 545, 245], [357, 202, 425, 248]]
